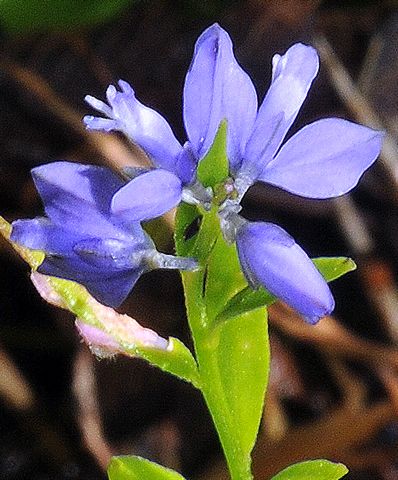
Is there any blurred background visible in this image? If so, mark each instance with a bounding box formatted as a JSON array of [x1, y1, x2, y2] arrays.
[[1, 0, 398, 479]]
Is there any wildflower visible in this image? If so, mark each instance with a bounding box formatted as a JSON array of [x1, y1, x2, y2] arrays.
[[84, 81, 208, 214], [193, 27, 381, 323], [184, 25, 382, 194], [236, 222, 335, 324], [82, 24, 382, 322], [11, 162, 197, 307], [194, 26, 381, 323], [84, 25, 381, 205]]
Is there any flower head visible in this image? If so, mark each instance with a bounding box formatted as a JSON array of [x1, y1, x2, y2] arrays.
[[184, 24, 382, 323], [236, 222, 335, 324], [83, 24, 383, 322], [11, 162, 197, 307]]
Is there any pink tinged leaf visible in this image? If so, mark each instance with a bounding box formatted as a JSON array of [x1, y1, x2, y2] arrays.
[[31, 273, 169, 355], [30, 272, 68, 309], [84, 297, 169, 352], [75, 321, 121, 359]]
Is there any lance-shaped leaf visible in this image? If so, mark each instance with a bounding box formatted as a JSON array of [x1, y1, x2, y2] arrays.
[[313, 256, 356, 282], [271, 459, 348, 480], [202, 215, 269, 458], [108, 456, 186, 480], [39, 274, 200, 387]]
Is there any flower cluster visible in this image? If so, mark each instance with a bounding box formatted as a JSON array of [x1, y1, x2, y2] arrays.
[[12, 24, 382, 323]]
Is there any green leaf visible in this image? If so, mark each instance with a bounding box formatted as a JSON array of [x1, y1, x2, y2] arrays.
[[313, 256, 356, 282], [46, 276, 201, 387], [121, 336, 200, 388], [271, 459, 348, 480], [215, 256, 356, 323], [108, 455, 186, 480], [204, 235, 247, 321], [216, 285, 274, 324], [0, 0, 134, 34], [197, 120, 229, 188], [203, 217, 269, 458], [216, 308, 269, 456]]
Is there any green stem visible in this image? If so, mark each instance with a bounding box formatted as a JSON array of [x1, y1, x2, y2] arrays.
[[198, 343, 253, 480], [182, 271, 253, 480]]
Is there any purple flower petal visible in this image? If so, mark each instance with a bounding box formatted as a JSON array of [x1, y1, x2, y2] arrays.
[[33, 162, 123, 213], [111, 169, 183, 221], [84, 95, 112, 116], [183, 23, 257, 171], [242, 43, 319, 179], [174, 142, 198, 185], [83, 116, 117, 132], [11, 218, 80, 255], [236, 221, 334, 323], [38, 255, 143, 307], [85, 80, 182, 174], [12, 216, 152, 308], [72, 271, 143, 308], [258, 118, 384, 198], [31, 162, 131, 237]]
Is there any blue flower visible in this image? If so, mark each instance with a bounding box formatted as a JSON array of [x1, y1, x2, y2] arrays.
[[84, 24, 383, 322], [11, 162, 197, 307], [191, 26, 381, 323], [84, 81, 207, 217], [236, 222, 335, 324], [84, 24, 382, 204], [184, 25, 383, 193]]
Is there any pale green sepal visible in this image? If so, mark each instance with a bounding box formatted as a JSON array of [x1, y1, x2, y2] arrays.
[[271, 459, 348, 480], [197, 120, 229, 188], [108, 455, 186, 480]]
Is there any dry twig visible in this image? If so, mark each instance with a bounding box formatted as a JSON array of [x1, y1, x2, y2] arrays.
[[0, 58, 147, 170], [72, 345, 114, 471]]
